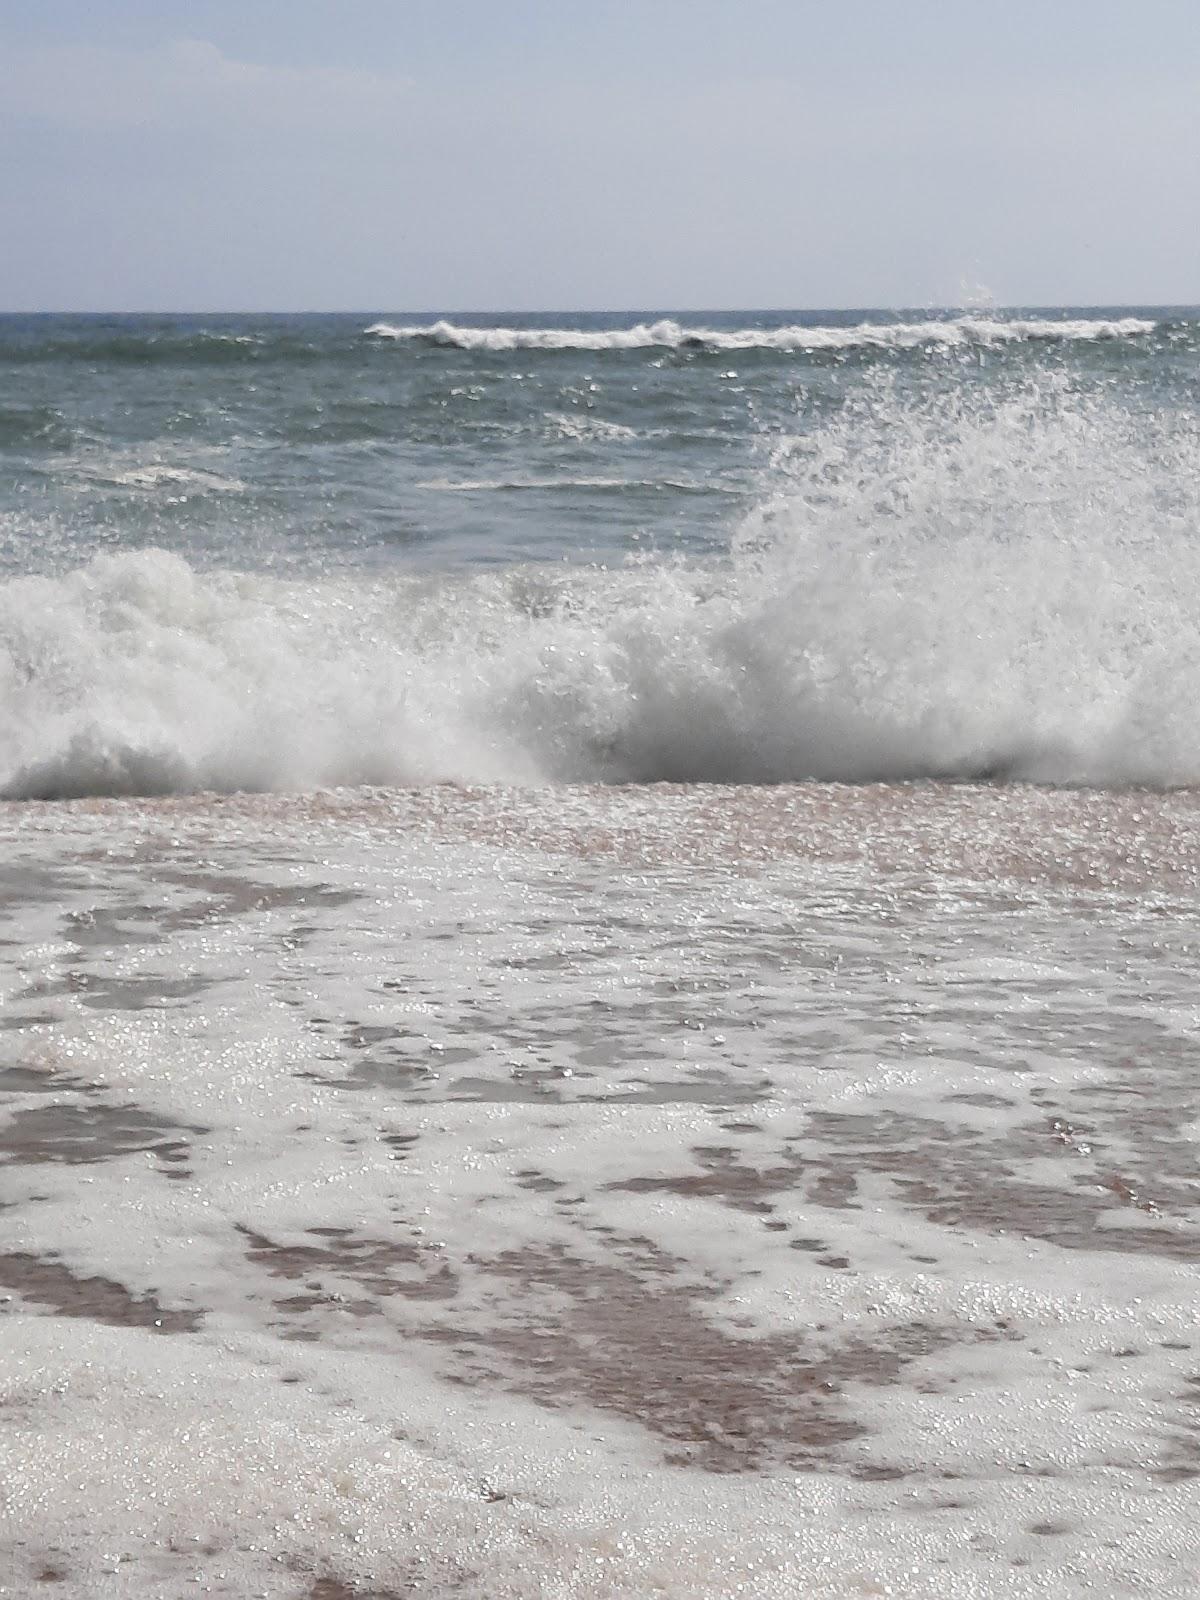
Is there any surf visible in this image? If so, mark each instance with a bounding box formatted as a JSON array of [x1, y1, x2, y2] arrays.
[[363, 315, 1159, 354], [3, 371, 1198, 799]]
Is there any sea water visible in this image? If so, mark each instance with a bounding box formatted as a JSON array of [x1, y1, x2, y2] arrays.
[[1, 311, 1199, 1597]]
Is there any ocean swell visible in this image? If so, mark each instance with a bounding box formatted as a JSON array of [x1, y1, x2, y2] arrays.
[[3, 376, 1198, 798], [364, 316, 1159, 354]]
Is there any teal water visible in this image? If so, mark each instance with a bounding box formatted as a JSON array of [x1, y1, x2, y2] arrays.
[[1, 307, 1190, 574]]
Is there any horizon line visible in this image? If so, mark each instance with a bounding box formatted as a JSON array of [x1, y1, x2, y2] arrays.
[[2, 301, 1198, 319]]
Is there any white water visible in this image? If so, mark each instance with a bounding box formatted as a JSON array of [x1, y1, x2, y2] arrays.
[[4, 376, 1199, 798], [365, 315, 1159, 353], [3, 785, 1200, 1597]]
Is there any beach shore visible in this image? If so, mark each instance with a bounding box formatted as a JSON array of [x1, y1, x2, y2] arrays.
[[1, 782, 1198, 1597]]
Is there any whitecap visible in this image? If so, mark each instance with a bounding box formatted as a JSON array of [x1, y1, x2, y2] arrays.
[[364, 315, 1158, 354]]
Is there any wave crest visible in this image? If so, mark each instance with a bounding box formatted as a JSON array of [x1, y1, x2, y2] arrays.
[[363, 316, 1159, 354]]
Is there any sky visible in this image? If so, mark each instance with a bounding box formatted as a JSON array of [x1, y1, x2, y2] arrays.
[[2, 0, 1198, 311]]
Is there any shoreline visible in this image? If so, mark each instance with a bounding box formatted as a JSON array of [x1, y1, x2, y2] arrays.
[[1, 780, 1197, 1596]]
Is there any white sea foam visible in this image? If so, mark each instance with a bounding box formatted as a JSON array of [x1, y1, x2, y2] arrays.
[[3, 374, 1199, 798], [99, 463, 246, 493], [365, 315, 1158, 353], [545, 410, 639, 442], [3, 788, 1200, 1596]]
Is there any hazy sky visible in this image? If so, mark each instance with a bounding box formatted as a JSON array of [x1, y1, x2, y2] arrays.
[[3, 0, 1197, 311]]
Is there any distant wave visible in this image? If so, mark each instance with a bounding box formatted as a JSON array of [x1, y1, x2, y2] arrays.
[[5, 374, 1200, 800], [0, 317, 1162, 368], [364, 316, 1159, 354]]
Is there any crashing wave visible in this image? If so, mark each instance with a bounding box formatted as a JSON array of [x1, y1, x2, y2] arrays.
[[363, 316, 1159, 354], [3, 373, 1198, 798]]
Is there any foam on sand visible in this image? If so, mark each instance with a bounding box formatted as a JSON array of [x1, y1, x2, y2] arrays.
[[1, 783, 1199, 1596]]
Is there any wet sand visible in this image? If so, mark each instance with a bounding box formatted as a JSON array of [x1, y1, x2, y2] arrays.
[[1, 783, 1198, 1597]]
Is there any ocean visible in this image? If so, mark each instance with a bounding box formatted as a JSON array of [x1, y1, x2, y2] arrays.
[[1, 310, 1199, 1597]]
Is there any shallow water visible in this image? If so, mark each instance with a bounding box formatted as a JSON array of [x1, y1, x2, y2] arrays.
[[2, 783, 1198, 1596]]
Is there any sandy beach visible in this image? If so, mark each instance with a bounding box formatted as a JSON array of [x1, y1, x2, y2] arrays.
[[1, 781, 1197, 1596], [6, 4, 1200, 1589]]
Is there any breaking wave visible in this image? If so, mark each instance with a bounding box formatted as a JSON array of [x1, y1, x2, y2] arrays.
[[4, 374, 1199, 799], [364, 316, 1159, 354]]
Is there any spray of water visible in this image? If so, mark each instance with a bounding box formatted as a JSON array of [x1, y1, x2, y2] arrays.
[[3, 372, 1198, 797]]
